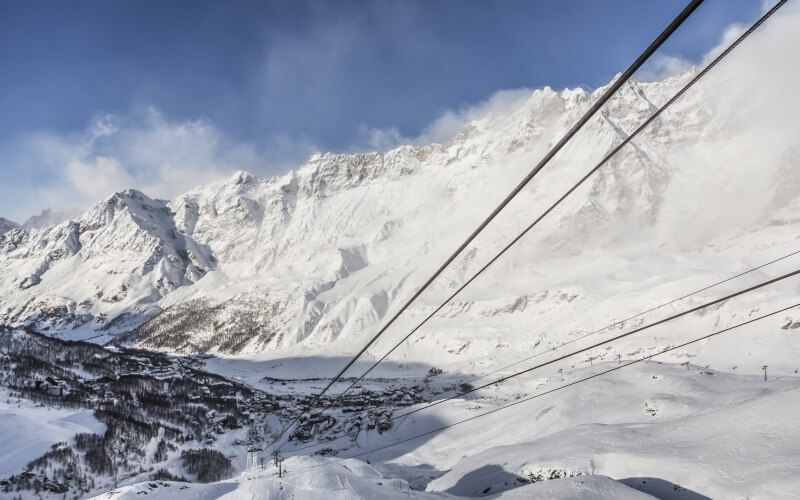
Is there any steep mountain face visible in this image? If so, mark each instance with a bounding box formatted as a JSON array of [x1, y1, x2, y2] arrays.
[[0, 217, 19, 235], [0, 190, 214, 335], [1, 42, 799, 358]]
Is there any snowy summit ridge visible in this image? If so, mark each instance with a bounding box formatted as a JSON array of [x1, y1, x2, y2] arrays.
[[1, 62, 799, 360]]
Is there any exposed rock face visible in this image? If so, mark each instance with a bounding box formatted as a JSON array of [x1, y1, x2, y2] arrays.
[[0, 217, 19, 235]]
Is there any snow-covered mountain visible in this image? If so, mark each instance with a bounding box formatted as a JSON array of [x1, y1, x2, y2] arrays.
[[0, 217, 19, 235], [2, 6, 800, 365], [3, 76, 675, 347], [2, 7, 800, 499], [2, 58, 799, 361]]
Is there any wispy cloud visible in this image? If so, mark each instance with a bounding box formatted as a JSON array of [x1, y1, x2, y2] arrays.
[[638, 2, 783, 83], [354, 88, 534, 152], [356, 8, 787, 152], [636, 54, 696, 83], [2, 2, 795, 225], [0, 108, 318, 222], [656, 1, 800, 247]]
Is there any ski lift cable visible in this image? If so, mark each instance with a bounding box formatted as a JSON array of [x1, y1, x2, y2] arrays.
[[459, 247, 800, 388], [281, 300, 800, 475], [263, 0, 707, 453], [282, 264, 799, 454], [334, 0, 787, 402]]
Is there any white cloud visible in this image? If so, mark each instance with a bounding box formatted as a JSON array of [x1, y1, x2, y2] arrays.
[[355, 88, 534, 152], [701, 23, 748, 65], [656, 1, 800, 248], [64, 156, 134, 202], [636, 15, 766, 84], [0, 108, 318, 222], [637, 54, 696, 83], [357, 125, 408, 152]]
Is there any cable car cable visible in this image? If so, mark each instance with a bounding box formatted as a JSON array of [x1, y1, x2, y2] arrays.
[[334, 0, 786, 402], [282, 300, 799, 475], [390, 266, 800, 420], [281, 263, 799, 454], [263, 0, 706, 453], [459, 247, 800, 388]]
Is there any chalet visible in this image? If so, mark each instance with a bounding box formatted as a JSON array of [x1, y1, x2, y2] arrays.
[[34, 378, 67, 397], [47, 385, 64, 397]]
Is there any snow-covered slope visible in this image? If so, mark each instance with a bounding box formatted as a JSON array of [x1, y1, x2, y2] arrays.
[[97, 459, 653, 500], [0, 2, 798, 364], [3, 57, 799, 359], [0, 393, 105, 478]]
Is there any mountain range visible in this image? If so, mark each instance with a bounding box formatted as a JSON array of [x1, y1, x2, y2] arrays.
[[2, 58, 799, 365], [2, 8, 800, 497]]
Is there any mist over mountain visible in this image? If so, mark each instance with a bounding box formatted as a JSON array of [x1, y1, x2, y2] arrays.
[[1, 53, 798, 359], [22, 208, 83, 231]]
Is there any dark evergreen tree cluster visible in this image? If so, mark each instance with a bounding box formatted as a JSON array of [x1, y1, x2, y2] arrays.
[[180, 449, 234, 483], [0, 442, 96, 496], [150, 468, 188, 482], [0, 327, 264, 497], [117, 298, 280, 354]]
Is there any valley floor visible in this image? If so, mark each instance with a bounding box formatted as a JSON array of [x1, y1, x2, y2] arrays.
[[3, 328, 799, 499], [187, 356, 800, 499]]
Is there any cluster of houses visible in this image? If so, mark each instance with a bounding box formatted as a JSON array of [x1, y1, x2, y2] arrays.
[[146, 358, 182, 379], [338, 385, 426, 410], [346, 406, 393, 433], [239, 391, 290, 415], [26, 349, 435, 447], [292, 410, 338, 441], [284, 385, 428, 442], [31, 373, 129, 406]]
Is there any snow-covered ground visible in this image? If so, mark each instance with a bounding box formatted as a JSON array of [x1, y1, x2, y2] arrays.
[[0, 390, 105, 477], [93, 356, 800, 499], [93, 456, 653, 500], [192, 342, 800, 499]]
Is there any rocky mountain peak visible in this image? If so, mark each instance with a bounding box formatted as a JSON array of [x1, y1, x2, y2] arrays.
[[0, 65, 797, 354]]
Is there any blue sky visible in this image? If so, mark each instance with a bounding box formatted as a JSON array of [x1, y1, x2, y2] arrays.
[[0, 1, 764, 222]]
